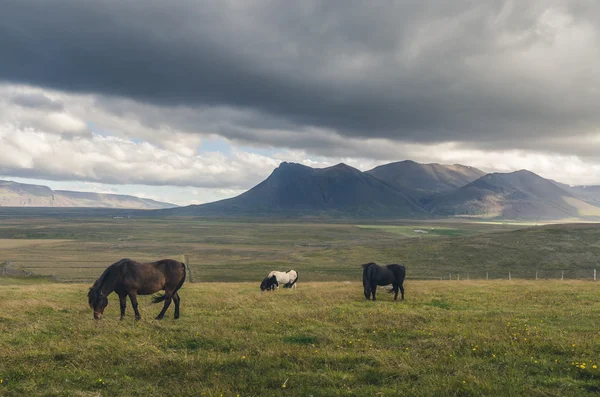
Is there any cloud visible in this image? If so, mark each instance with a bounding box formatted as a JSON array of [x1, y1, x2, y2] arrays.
[[3, 82, 600, 192], [1, 1, 600, 203], [0, 126, 279, 189], [0, 0, 599, 154], [10, 91, 63, 110]]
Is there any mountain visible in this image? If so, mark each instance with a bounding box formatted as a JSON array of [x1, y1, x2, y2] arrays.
[[0, 180, 176, 209], [161, 162, 427, 218], [427, 170, 600, 219], [366, 160, 485, 199], [551, 182, 600, 207]]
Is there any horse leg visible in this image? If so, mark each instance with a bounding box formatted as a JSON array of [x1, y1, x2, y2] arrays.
[[173, 292, 181, 319], [363, 283, 371, 300], [392, 285, 399, 301], [400, 283, 405, 301], [156, 291, 173, 320], [119, 293, 127, 320], [370, 282, 378, 301], [128, 291, 141, 320]]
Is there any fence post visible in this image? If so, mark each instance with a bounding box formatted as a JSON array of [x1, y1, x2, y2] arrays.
[[561, 270, 564, 281], [457, 273, 460, 281], [509, 271, 511, 281], [535, 270, 538, 281], [467, 273, 469, 280], [449, 273, 451, 280], [594, 269, 597, 281], [486, 271, 488, 280]]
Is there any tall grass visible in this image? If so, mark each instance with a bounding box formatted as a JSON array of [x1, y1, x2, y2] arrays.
[[1, 280, 599, 396]]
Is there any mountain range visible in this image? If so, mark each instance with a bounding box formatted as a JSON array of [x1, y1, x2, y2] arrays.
[[0, 180, 176, 209], [4, 160, 600, 220], [159, 160, 600, 220]]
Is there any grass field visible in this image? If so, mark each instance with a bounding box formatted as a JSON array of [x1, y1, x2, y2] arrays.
[[2, 216, 600, 283], [1, 280, 600, 396], [1, 214, 600, 395]]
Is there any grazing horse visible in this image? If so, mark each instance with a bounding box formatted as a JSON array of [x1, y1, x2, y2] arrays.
[[88, 258, 186, 320], [260, 270, 298, 291], [362, 262, 405, 301]]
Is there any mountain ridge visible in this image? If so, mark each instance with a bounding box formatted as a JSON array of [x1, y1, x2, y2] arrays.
[[161, 161, 600, 220], [0, 180, 176, 209]]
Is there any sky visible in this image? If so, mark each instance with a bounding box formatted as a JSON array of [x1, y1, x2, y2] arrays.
[[1, 0, 599, 206]]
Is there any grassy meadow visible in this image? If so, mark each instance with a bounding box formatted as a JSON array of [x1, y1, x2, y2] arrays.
[[2, 216, 600, 283], [1, 280, 600, 396], [1, 214, 600, 395]]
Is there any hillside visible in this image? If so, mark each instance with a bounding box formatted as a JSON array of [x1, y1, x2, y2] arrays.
[[161, 162, 426, 218], [366, 160, 485, 199], [556, 184, 600, 207], [427, 170, 600, 219], [160, 161, 600, 220], [0, 180, 176, 209]]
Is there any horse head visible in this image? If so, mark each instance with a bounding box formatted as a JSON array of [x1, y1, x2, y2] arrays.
[[260, 277, 269, 291], [88, 287, 108, 320]]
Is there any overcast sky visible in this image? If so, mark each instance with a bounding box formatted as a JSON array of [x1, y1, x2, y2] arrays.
[[1, 0, 599, 205]]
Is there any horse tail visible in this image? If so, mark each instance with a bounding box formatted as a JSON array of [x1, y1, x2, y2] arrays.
[[176, 262, 187, 292], [362, 262, 376, 285], [152, 261, 186, 303], [152, 293, 166, 303], [287, 271, 298, 288]]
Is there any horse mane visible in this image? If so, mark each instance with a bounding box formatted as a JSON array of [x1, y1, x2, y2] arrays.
[[88, 258, 130, 308]]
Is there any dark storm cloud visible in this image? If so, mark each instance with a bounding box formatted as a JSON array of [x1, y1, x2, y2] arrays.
[[1, 0, 599, 150]]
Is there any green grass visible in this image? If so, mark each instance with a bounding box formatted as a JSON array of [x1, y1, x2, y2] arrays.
[[356, 225, 476, 237], [1, 218, 600, 282], [0, 216, 579, 282], [1, 281, 600, 396]]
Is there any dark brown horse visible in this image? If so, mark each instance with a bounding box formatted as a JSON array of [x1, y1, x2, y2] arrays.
[[88, 258, 186, 320], [362, 262, 405, 301]]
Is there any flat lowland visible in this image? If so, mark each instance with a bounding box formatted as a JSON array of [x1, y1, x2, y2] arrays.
[[1, 280, 599, 396], [3, 216, 600, 282]]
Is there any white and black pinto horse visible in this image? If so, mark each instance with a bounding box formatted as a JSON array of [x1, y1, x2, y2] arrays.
[[260, 270, 298, 291]]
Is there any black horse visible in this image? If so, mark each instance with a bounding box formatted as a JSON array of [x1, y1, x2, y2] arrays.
[[88, 258, 186, 320], [362, 262, 405, 301]]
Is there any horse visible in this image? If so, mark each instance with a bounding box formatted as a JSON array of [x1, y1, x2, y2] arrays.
[[87, 258, 186, 320], [362, 262, 405, 301], [260, 270, 298, 291]]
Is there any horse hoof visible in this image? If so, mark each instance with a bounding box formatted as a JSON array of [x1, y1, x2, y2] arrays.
[[155, 316, 164, 320]]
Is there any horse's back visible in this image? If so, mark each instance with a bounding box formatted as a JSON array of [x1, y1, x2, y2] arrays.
[[122, 259, 185, 294], [386, 264, 406, 281]]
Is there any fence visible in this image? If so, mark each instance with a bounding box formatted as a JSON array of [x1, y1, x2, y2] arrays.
[[1, 259, 598, 283], [439, 269, 598, 281]]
